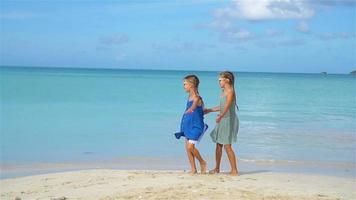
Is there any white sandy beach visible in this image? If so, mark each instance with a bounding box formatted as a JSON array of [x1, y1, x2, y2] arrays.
[[0, 169, 355, 200]]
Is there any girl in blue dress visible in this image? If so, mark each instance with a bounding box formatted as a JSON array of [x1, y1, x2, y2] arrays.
[[175, 75, 208, 174]]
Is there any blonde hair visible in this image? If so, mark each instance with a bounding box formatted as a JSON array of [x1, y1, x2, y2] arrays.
[[184, 74, 200, 88], [219, 71, 235, 85], [183, 74, 204, 107], [219, 71, 239, 110]]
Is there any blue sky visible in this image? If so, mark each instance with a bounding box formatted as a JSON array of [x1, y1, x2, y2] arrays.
[[0, 0, 355, 73]]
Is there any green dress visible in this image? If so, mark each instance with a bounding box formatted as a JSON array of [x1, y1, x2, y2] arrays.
[[210, 95, 239, 144]]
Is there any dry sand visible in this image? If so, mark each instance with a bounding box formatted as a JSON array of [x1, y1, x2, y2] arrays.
[[0, 169, 355, 200]]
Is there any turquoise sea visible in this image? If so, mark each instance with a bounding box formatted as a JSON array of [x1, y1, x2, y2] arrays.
[[1, 66, 355, 178]]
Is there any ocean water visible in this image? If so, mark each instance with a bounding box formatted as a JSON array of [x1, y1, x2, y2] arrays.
[[1, 66, 355, 177]]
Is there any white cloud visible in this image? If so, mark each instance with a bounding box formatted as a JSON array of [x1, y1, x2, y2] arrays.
[[203, 0, 355, 46], [214, 0, 315, 21], [207, 0, 315, 43]]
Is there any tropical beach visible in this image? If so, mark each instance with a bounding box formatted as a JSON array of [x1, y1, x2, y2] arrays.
[[1, 169, 355, 200], [1, 0, 355, 199], [1, 67, 355, 199]]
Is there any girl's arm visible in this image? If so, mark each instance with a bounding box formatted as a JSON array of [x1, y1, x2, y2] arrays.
[[185, 96, 199, 113], [216, 91, 234, 123], [204, 106, 219, 114]]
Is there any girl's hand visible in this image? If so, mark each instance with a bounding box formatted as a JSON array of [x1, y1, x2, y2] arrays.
[[185, 108, 194, 114], [216, 115, 223, 123], [203, 108, 210, 115]]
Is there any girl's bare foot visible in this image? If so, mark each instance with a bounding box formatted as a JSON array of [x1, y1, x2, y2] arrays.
[[208, 168, 220, 174], [189, 170, 197, 175], [200, 161, 207, 174], [230, 170, 238, 176]]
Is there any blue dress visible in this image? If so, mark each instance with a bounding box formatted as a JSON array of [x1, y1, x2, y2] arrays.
[[175, 98, 208, 141]]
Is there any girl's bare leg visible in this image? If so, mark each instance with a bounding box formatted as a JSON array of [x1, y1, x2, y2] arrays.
[[185, 141, 197, 174], [224, 144, 238, 175], [209, 143, 223, 174], [192, 148, 207, 174]]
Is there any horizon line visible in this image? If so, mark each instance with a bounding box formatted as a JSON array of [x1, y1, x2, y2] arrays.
[[1, 65, 355, 75]]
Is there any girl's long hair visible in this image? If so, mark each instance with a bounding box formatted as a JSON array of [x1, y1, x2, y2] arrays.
[[219, 71, 239, 110], [184, 74, 204, 108]]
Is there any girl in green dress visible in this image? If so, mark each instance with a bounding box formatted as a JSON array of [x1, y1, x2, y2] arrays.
[[204, 71, 239, 176]]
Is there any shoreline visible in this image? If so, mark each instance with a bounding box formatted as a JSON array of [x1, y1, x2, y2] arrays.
[[1, 169, 355, 200], [1, 156, 355, 180]]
